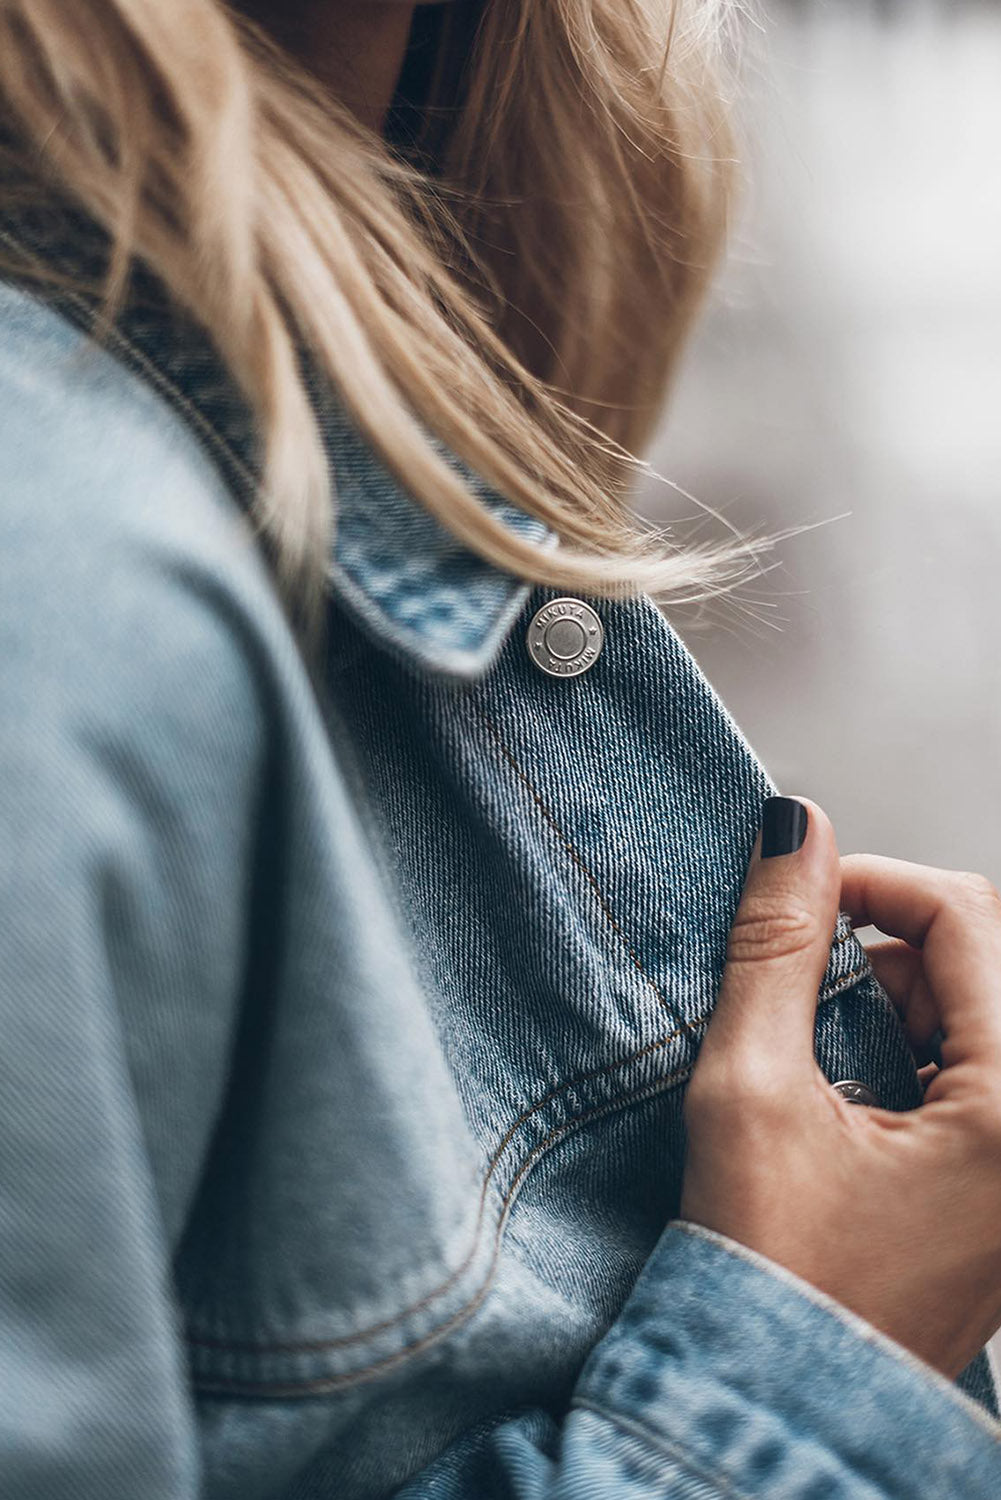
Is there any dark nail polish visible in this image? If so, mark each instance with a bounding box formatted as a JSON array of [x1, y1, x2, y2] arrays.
[[761, 797, 808, 858]]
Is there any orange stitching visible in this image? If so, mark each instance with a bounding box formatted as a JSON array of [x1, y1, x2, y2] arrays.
[[186, 1011, 713, 1355], [192, 1065, 696, 1398], [188, 961, 874, 1364], [820, 961, 870, 1002], [474, 702, 682, 1026]]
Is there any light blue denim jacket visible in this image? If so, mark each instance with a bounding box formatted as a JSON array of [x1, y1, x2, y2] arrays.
[[1, 193, 999, 1499]]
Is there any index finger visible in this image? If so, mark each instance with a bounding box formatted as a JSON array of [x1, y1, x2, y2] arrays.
[[840, 853, 1001, 1065]]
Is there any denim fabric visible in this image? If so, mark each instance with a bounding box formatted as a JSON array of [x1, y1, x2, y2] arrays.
[[1, 188, 999, 1499]]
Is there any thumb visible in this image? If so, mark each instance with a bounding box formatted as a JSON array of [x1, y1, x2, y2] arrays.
[[699, 796, 842, 1081]]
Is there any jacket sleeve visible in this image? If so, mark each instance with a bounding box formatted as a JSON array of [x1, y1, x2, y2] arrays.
[[0, 287, 272, 1498], [396, 1221, 1001, 1498]]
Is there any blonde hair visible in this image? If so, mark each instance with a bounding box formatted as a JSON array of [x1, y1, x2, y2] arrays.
[[0, 0, 759, 647]]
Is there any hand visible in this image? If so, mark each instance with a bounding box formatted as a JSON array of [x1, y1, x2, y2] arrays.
[[680, 795, 1001, 1379]]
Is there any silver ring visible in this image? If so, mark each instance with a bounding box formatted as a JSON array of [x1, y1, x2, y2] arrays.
[[831, 1079, 880, 1108]]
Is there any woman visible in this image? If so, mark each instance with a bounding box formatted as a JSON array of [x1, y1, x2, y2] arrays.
[[1, 1, 1000, 1495]]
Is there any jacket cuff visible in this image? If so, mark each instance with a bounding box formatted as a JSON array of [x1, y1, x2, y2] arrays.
[[574, 1220, 1001, 1497]]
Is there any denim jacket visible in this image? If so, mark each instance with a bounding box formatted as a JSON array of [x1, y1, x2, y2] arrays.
[[1, 192, 1000, 1499]]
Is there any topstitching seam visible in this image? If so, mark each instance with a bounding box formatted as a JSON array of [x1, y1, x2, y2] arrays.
[[570, 1398, 754, 1500], [189, 652, 869, 1354], [471, 704, 869, 1012], [191, 965, 874, 1388], [186, 1014, 712, 1357], [473, 699, 686, 1029], [184, 938, 867, 1361], [192, 1063, 698, 1397]]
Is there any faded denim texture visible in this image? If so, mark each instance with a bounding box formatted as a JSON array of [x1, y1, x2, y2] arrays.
[[1, 191, 999, 1498]]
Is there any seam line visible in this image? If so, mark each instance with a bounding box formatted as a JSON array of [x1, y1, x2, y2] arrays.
[[570, 1398, 754, 1500], [474, 700, 684, 1028], [187, 1018, 711, 1357], [187, 960, 874, 1370], [191, 1066, 696, 1397]]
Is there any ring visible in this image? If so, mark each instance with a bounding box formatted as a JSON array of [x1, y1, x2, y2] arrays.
[[831, 1079, 880, 1108]]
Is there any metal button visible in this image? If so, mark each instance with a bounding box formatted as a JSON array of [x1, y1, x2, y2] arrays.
[[832, 1079, 881, 1108], [526, 598, 604, 678]]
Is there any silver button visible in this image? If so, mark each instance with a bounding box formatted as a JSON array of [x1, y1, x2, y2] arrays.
[[832, 1079, 881, 1108], [526, 598, 604, 678]]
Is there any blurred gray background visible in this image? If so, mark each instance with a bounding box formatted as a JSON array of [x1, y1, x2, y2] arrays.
[[641, 0, 1001, 883]]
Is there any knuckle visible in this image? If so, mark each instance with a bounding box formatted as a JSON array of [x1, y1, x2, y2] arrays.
[[964, 1115, 1001, 1172], [726, 893, 822, 966], [966, 1094, 1001, 1148], [933, 1081, 1001, 1160], [952, 870, 1001, 917]]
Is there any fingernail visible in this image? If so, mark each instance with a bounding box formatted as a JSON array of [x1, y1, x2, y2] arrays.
[[761, 796, 808, 858]]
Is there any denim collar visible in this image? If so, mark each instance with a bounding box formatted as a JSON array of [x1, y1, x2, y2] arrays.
[[0, 190, 555, 679], [327, 487, 554, 679], [314, 394, 557, 678]]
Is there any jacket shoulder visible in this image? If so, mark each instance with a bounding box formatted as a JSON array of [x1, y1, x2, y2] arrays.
[[0, 279, 311, 720], [0, 279, 267, 592]]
